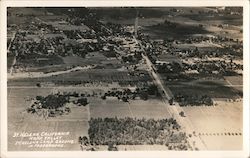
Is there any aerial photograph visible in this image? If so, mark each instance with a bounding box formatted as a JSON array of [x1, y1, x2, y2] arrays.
[[7, 7, 243, 151]]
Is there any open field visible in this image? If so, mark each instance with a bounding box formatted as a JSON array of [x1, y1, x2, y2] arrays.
[[182, 101, 242, 150], [63, 52, 122, 68], [224, 75, 243, 92], [15, 52, 124, 73], [224, 75, 243, 85], [8, 87, 89, 151], [89, 98, 171, 119]]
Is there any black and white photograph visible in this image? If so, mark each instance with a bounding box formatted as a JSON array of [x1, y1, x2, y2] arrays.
[[1, 1, 250, 157]]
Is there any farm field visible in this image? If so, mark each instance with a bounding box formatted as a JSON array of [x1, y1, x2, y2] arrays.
[[89, 98, 171, 119], [182, 101, 242, 150], [8, 69, 152, 87], [167, 79, 242, 99], [224, 75, 243, 85], [11, 51, 124, 74]]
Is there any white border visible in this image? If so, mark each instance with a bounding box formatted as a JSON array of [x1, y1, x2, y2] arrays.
[[1, 1, 249, 158]]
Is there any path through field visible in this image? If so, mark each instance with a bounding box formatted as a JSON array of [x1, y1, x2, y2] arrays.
[[8, 65, 95, 79]]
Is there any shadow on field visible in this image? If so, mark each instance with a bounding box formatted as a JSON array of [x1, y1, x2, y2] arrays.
[[168, 80, 242, 99], [144, 21, 210, 39]]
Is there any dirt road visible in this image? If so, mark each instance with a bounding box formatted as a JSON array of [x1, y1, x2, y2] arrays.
[[135, 36, 207, 150]]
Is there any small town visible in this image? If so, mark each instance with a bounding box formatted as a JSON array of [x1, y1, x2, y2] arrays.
[[7, 7, 243, 151]]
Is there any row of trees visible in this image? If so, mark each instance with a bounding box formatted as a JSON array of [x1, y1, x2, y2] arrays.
[[101, 85, 160, 102], [174, 94, 213, 106]]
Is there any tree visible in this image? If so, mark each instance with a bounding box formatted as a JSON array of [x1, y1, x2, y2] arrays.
[[36, 95, 43, 101], [36, 83, 41, 87], [147, 84, 158, 95], [121, 96, 128, 102], [139, 91, 148, 100], [108, 142, 118, 151], [179, 111, 185, 117], [77, 98, 88, 106], [101, 95, 106, 100], [42, 94, 68, 109], [169, 98, 174, 105]]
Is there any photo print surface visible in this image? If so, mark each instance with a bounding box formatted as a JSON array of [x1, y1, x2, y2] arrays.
[[7, 7, 243, 151]]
